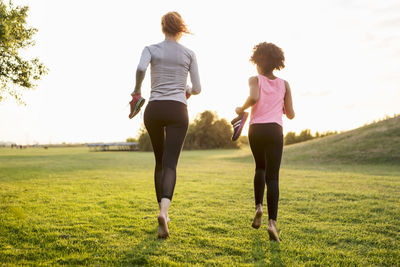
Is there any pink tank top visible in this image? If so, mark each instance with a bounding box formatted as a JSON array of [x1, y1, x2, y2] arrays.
[[250, 75, 286, 126]]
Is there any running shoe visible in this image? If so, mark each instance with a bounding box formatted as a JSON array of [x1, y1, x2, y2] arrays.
[[231, 112, 249, 141], [129, 94, 145, 119]]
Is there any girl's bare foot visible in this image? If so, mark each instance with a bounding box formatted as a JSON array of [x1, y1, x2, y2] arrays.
[[252, 204, 263, 229], [157, 213, 169, 238], [267, 219, 280, 242]]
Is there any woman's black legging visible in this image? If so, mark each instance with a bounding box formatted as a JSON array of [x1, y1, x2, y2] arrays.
[[248, 123, 283, 221], [144, 100, 188, 202]]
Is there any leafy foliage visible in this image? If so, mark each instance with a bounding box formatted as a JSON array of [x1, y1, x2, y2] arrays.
[[137, 126, 152, 151], [125, 137, 137, 143], [284, 129, 337, 145], [184, 111, 238, 150], [0, 1, 47, 104]]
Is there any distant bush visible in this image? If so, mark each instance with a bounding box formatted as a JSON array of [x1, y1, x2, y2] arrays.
[[126, 137, 137, 143], [137, 126, 152, 151], [284, 129, 337, 145]]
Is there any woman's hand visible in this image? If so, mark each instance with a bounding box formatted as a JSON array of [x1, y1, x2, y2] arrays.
[[235, 107, 244, 115]]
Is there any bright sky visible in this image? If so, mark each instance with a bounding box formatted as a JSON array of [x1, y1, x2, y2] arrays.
[[1, 0, 399, 144]]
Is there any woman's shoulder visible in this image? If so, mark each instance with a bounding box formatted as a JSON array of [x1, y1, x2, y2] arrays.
[[178, 43, 196, 56]]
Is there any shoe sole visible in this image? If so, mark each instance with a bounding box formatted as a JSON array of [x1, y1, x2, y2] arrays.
[[129, 98, 145, 119]]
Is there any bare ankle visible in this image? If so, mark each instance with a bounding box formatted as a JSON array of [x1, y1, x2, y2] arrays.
[[255, 204, 263, 212]]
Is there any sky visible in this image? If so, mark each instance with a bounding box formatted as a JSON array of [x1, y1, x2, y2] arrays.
[[1, 0, 399, 144]]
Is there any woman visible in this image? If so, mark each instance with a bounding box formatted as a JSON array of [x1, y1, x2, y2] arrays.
[[235, 42, 294, 242], [130, 12, 201, 238]]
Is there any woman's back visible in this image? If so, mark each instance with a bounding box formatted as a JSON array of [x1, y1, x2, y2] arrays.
[[137, 40, 200, 104]]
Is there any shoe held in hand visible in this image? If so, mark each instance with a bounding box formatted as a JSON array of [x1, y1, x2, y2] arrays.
[[231, 112, 249, 141], [129, 94, 146, 119]]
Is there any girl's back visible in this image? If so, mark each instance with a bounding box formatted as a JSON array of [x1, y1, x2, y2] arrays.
[[250, 75, 286, 126]]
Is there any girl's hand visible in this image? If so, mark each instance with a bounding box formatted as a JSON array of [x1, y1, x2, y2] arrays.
[[235, 107, 244, 115]]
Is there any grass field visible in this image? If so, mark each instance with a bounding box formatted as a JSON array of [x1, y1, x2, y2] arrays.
[[1, 145, 399, 266]]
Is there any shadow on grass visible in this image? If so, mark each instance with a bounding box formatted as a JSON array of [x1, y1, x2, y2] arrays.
[[121, 227, 165, 265], [252, 234, 283, 266], [270, 241, 283, 266], [252, 234, 267, 266]]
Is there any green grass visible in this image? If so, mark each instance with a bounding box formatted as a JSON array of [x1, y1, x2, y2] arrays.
[[1, 147, 399, 266], [283, 115, 400, 166]]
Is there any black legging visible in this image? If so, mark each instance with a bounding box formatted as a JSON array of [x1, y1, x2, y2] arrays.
[[144, 100, 188, 202], [248, 123, 283, 221]]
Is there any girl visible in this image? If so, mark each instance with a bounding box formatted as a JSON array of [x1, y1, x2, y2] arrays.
[[130, 12, 201, 238], [235, 42, 294, 242]]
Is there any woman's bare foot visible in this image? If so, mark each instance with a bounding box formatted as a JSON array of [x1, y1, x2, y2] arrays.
[[159, 202, 170, 223], [158, 198, 171, 238], [267, 219, 280, 242], [157, 213, 169, 238], [252, 204, 263, 229]]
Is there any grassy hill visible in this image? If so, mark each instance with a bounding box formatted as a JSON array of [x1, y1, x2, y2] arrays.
[[283, 115, 400, 166]]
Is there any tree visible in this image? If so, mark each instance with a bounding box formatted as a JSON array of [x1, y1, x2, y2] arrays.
[[184, 111, 238, 150], [298, 129, 313, 142], [0, 1, 47, 104], [137, 125, 152, 151], [284, 131, 297, 145], [126, 137, 137, 143]]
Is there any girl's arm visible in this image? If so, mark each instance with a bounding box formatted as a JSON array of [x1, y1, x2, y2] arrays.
[[284, 80, 295, 119], [235, 76, 259, 114]]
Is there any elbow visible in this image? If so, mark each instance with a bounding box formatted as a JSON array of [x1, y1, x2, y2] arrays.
[[286, 112, 295, 120], [136, 68, 146, 74], [249, 97, 258, 105], [191, 85, 201, 95]]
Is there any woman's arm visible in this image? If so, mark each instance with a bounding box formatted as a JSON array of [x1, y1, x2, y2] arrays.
[[131, 47, 151, 96], [284, 80, 295, 119], [187, 52, 201, 95], [132, 69, 145, 95], [235, 76, 259, 114]]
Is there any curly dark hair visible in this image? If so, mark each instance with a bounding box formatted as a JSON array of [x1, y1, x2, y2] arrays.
[[250, 42, 285, 74]]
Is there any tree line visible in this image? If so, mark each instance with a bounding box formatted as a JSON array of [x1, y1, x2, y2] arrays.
[[127, 110, 338, 150], [284, 129, 338, 145]]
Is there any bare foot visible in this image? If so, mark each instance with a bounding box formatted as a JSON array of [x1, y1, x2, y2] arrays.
[[252, 205, 263, 229], [157, 214, 169, 239], [158, 202, 170, 223], [267, 220, 280, 242]]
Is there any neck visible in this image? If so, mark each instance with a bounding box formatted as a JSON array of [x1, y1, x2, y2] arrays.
[[262, 72, 275, 79], [165, 34, 179, 42]]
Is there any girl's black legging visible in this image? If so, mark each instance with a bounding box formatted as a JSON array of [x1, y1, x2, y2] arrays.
[[248, 123, 283, 221], [144, 100, 188, 202]]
